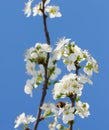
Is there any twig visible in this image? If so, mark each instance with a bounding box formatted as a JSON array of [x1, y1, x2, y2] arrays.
[[34, 0, 51, 130], [69, 61, 80, 130]]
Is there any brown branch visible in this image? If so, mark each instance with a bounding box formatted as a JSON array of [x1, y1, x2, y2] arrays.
[[69, 61, 80, 130], [33, 0, 51, 130], [68, 94, 76, 130]]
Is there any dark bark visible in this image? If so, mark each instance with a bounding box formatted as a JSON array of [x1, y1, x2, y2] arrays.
[[69, 61, 80, 130], [34, 1, 51, 130]]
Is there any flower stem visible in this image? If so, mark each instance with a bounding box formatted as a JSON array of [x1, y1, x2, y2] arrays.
[[34, 1, 51, 130], [69, 62, 79, 130]]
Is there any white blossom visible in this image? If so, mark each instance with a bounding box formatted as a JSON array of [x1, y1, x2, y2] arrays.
[[48, 117, 58, 130], [48, 57, 61, 80], [89, 57, 98, 73], [45, 6, 62, 18], [73, 44, 84, 60], [50, 67, 61, 80], [41, 103, 56, 111], [45, 0, 51, 6], [78, 74, 93, 85], [83, 50, 99, 76], [14, 113, 35, 128], [34, 43, 52, 54], [54, 37, 71, 60], [22, 0, 99, 128], [33, 2, 43, 16], [25, 43, 52, 66], [55, 37, 71, 51], [26, 61, 36, 76], [84, 59, 98, 77], [58, 103, 75, 124], [24, 77, 37, 97], [53, 73, 83, 99], [76, 101, 90, 118], [23, 0, 33, 17], [24, 47, 35, 61], [63, 54, 77, 71]]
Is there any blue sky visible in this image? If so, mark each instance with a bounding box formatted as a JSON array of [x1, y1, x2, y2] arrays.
[[0, 0, 109, 130]]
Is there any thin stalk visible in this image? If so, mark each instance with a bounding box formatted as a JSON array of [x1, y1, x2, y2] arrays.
[[34, 0, 51, 130], [69, 62, 80, 130]]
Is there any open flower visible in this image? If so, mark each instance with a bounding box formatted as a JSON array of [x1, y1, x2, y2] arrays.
[[63, 54, 77, 71], [23, 0, 33, 17], [44, 0, 51, 6], [53, 73, 83, 99], [41, 103, 58, 117], [83, 50, 99, 76], [26, 61, 36, 76], [49, 117, 58, 130], [45, 6, 62, 18], [78, 74, 93, 85], [24, 77, 37, 97], [48, 57, 61, 80], [76, 101, 90, 118], [54, 37, 71, 60], [33, 2, 43, 16], [14, 113, 35, 128], [58, 103, 75, 124]]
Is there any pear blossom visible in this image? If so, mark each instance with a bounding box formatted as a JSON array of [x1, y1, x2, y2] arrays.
[[25, 43, 52, 65], [26, 61, 36, 76], [33, 2, 43, 16], [55, 37, 71, 51], [41, 103, 58, 117], [73, 44, 84, 61], [83, 61, 95, 76], [35, 43, 52, 52], [83, 50, 98, 76], [62, 108, 74, 124], [45, 0, 51, 6], [63, 54, 77, 71], [78, 74, 93, 85], [24, 77, 37, 97], [53, 73, 84, 99], [23, 0, 33, 17], [24, 64, 44, 97], [76, 101, 90, 118], [36, 65, 45, 82], [50, 67, 61, 80], [22, 0, 99, 128], [45, 6, 62, 18], [48, 57, 61, 80], [24, 47, 35, 61], [14, 113, 35, 128], [58, 103, 75, 124], [48, 117, 58, 130], [54, 37, 71, 60], [88, 57, 98, 73]]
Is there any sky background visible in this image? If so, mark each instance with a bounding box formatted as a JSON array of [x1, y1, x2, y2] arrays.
[[0, 0, 109, 130]]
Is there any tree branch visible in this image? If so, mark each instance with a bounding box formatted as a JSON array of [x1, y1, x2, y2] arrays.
[[69, 61, 80, 130], [34, 0, 51, 130]]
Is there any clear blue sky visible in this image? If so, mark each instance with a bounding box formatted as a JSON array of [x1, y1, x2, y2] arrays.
[[0, 0, 109, 130]]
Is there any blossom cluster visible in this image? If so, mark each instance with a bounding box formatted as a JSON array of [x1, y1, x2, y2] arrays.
[[24, 43, 61, 97], [54, 37, 98, 76], [53, 73, 92, 99], [14, 0, 99, 129], [40, 101, 90, 130], [39, 38, 98, 129], [14, 38, 98, 129], [24, 0, 62, 18], [14, 113, 35, 129]]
